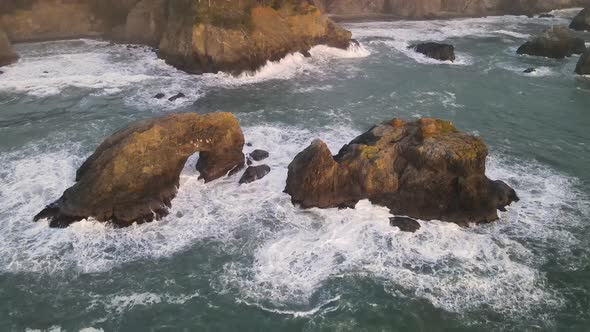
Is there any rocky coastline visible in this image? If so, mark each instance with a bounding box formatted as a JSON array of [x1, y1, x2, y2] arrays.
[[0, 0, 352, 74]]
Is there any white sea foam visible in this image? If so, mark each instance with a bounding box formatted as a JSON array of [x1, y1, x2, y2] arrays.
[[345, 12, 575, 65], [98, 291, 200, 314], [0, 41, 369, 105], [212, 43, 370, 86], [237, 295, 341, 318], [0, 122, 587, 318]]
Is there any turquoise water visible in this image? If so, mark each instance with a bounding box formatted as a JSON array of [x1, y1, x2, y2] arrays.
[[1, 9, 589, 331]]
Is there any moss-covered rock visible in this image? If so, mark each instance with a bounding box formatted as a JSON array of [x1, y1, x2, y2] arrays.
[[285, 118, 519, 225], [158, 0, 351, 74], [34, 112, 245, 228]]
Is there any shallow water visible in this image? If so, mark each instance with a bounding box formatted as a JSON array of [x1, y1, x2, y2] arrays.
[[1, 9, 589, 332]]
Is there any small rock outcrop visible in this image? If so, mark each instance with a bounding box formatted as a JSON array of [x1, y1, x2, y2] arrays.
[[411, 42, 456, 62], [517, 26, 586, 59], [168, 93, 185, 102], [34, 112, 245, 228], [390, 217, 421, 233], [576, 49, 590, 75], [285, 118, 519, 226], [570, 7, 590, 31], [249, 149, 270, 162], [0, 28, 18, 67], [239, 165, 271, 184], [523, 67, 536, 73]]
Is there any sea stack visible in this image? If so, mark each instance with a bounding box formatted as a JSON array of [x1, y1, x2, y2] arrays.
[[285, 118, 519, 226], [34, 112, 245, 228]]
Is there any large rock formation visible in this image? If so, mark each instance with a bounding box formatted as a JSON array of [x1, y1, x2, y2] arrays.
[[285, 118, 519, 225], [314, 0, 590, 18], [570, 7, 590, 31], [517, 25, 586, 59], [34, 112, 245, 228], [0, 28, 18, 67], [158, 0, 351, 74], [0, 0, 352, 74], [575, 49, 590, 74]]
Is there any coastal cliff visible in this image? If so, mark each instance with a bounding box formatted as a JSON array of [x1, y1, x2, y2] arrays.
[[313, 0, 590, 19], [0, 0, 351, 73]]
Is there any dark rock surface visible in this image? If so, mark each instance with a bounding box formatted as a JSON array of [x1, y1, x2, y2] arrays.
[[168, 93, 185, 102], [411, 42, 455, 62], [389, 217, 421, 233], [249, 149, 270, 162], [575, 49, 590, 75], [239, 165, 271, 184], [517, 26, 586, 59], [570, 7, 590, 31]]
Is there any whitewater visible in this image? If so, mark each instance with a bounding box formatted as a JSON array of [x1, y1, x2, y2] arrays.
[[1, 9, 589, 331]]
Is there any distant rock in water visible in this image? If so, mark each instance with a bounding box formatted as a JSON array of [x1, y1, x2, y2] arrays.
[[538, 13, 555, 18], [575, 49, 590, 75], [168, 93, 185, 102], [569, 8, 590, 31], [390, 217, 421, 233], [239, 165, 271, 184], [34, 112, 245, 228], [523, 67, 536, 73], [410, 42, 456, 62], [285, 118, 519, 226], [154, 93, 165, 99], [0, 28, 18, 67], [516, 26, 586, 59]]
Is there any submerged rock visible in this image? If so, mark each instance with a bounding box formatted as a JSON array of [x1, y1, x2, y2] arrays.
[[285, 118, 519, 225], [411, 42, 456, 62], [168, 93, 185, 102], [0, 29, 18, 67], [575, 49, 590, 75], [523, 67, 536, 73], [516, 26, 586, 59], [249, 149, 270, 162], [239, 165, 271, 184], [34, 112, 245, 228], [569, 7, 590, 31], [390, 217, 421, 233], [538, 13, 555, 18], [154, 93, 165, 99]]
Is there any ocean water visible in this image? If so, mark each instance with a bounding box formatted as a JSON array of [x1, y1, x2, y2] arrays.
[[1, 9, 589, 332]]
